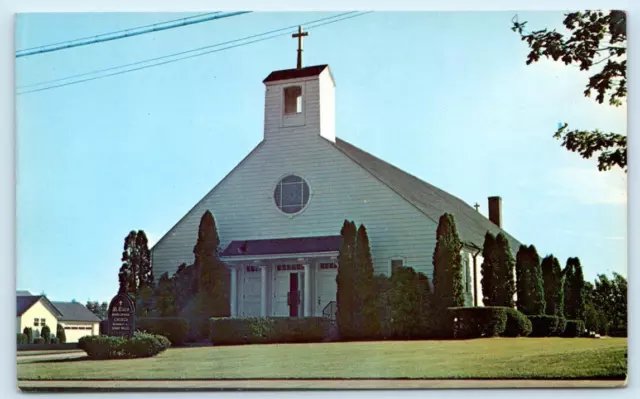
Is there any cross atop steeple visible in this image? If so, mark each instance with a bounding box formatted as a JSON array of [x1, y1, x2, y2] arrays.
[[292, 26, 309, 69]]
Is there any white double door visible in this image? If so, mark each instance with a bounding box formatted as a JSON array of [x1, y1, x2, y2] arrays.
[[273, 270, 304, 317], [241, 272, 262, 317]]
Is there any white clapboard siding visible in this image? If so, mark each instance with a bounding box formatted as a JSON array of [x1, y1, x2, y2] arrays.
[[152, 134, 438, 279]]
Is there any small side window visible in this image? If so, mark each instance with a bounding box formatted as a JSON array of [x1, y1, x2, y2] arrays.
[[41, 318, 46, 327], [33, 318, 39, 327], [284, 86, 302, 115]]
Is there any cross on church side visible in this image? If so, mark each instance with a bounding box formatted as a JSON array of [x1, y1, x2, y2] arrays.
[[292, 25, 309, 69], [474, 203, 480, 212]]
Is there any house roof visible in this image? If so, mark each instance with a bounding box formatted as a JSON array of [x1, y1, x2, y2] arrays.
[[51, 302, 102, 322], [263, 64, 330, 83], [17, 290, 32, 296], [331, 138, 522, 252], [17, 295, 63, 318], [221, 235, 342, 257]]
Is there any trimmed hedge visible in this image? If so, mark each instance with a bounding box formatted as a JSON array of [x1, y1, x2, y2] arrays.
[[17, 333, 28, 344], [79, 332, 170, 359], [210, 317, 330, 346], [137, 317, 190, 346], [608, 327, 627, 337], [562, 320, 585, 337], [450, 307, 508, 338], [23, 327, 33, 344], [34, 337, 45, 344], [503, 308, 532, 337], [527, 315, 568, 337], [41, 325, 51, 344]]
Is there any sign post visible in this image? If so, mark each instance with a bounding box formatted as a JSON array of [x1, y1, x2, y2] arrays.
[[107, 293, 136, 338]]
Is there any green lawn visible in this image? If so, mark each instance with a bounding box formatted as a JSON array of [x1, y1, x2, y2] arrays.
[[17, 338, 627, 380]]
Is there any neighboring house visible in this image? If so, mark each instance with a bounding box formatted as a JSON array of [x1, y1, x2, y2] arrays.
[[51, 302, 101, 343], [151, 63, 523, 319], [17, 292, 101, 343], [17, 294, 61, 339]]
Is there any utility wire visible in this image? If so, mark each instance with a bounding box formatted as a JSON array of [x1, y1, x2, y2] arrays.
[[17, 11, 371, 95], [19, 11, 358, 90], [16, 11, 251, 58], [17, 12, 222, 53]]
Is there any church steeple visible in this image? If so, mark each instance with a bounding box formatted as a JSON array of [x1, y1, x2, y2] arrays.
[[292, 26, 309, 69], [262, 64, 336, 143]]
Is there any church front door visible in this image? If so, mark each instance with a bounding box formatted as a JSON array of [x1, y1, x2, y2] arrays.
[[288, 273, 301, 317]]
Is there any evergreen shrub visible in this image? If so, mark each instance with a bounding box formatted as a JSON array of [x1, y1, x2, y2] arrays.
[[209, 317, 330, 346], [33, 337, 45, 344], [527, 315, 567, 336], [23, 327, 33, 344], [562, 320, 585, 337], [79, 332, 170, 359], [137, 317, 190, 345], [450, 307, 508, 338], [56, 324, 66, 344], [41, 325, 51, 344], [17, 333, 28, 344], [503, 308, 533, 337]]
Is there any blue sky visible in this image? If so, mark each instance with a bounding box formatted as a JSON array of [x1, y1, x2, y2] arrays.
[[15, 11, 627, 303]]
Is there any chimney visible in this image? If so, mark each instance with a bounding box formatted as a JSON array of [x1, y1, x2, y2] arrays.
[[488, 196, 502, 228]]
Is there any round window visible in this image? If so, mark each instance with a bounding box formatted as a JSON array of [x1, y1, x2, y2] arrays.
[[274, 175, 310, 214]]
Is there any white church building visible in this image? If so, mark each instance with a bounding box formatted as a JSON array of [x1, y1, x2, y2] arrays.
[[150, 58, 522, 320]]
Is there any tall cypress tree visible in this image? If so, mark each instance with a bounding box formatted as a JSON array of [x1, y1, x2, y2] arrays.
[[337, 220, 358, 339], [515, 245, 530, 311], [516, 245, 546, 314], [541, 255, 565, 316], [480, 232, 498, 306], [118, 230, 152, 299], [193, 210, 229, 316], [563, 257, 585, 320], [494, 233, 516, 307], [356, 224, 380, 339], [432, 213, 464, 308], [136, 231, 153, 289]]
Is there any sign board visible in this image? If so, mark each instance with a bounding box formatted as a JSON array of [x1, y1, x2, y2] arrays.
[[107, 293, 136, 338]]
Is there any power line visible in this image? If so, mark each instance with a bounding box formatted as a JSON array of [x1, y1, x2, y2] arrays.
[[17, 12, 222, 53], [19, 12, 359, 90], [16, 11, 251, 58], [17, 12, 371, 95]]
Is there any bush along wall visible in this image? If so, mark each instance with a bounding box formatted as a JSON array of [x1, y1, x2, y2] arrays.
[[527, 315, 568, 337], [209, 317, 331, 346], [450, 307, 508, 339], [503, 308, 533, 337], [78, 332, 171, 360], [137, 317, 190, 346], [17, 333, 28, 344], [562, 320, 586, 337]]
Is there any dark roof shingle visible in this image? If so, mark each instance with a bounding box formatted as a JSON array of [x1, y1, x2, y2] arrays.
[[263, 65, 329, 83], [17, 296, 42, 316], [17, 295, 62, 317], [221, 235, 341, 257], [17, 290, 32, 296], [332, 138, 522, 252], [52, 302, 101, 322]]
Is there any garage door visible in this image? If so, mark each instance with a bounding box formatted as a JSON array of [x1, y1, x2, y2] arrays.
[[63, 324, 95, 343]]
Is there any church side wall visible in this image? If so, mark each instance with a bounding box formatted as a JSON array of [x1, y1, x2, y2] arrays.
[[151, 134, 439, 281]]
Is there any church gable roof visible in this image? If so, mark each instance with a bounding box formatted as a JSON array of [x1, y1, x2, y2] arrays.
[[263, 64, 330, 83], [331, 138, 522, 252]]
